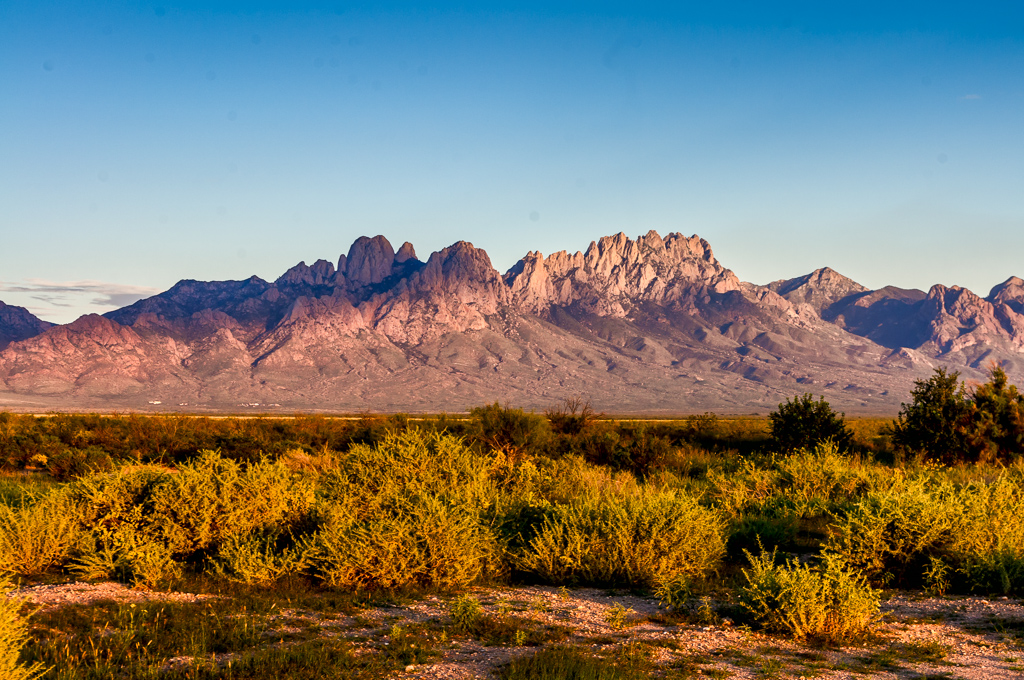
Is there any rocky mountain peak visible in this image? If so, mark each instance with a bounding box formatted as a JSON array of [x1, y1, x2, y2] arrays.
[[276, 259, 337, 287], [506, 230, 740, 316], [989, 276, 1024, 314], [767, 267, 868, 315], [395, 242, 418, 263], [341, 235, 396, 287], [404, 241, 509, 309], [921, 284, 1024, 355]]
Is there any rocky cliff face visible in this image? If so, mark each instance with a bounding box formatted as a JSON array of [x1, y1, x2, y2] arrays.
[[506, 231, 741, 316], [916, 284, 1024, 361], [1, 231, 1022, 413], [990, 277, 1024, 315], [0, 302, 51, 351]]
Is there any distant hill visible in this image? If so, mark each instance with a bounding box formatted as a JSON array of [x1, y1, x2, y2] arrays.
[[1, 232, 1022, 414]]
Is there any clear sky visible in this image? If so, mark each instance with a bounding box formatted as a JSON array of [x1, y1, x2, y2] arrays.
[[2, 1, 1023, 323]]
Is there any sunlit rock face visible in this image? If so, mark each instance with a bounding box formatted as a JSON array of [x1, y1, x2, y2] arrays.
[[506, 231, 741, 316], [1, 230, 1022, 413]]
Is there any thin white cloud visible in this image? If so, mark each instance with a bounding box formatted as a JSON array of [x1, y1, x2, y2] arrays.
[[0, 279, 161, 311]]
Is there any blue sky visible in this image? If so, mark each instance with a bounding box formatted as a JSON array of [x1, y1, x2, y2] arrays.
[[2, 1, 1023, 323]]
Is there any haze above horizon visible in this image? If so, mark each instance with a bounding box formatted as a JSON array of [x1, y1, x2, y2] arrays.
[[2, 1, 1023, 324]]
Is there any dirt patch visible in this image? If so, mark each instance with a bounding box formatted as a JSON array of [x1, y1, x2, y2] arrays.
[[11, 582, 1024, 679], [7, 581, 217, 611]]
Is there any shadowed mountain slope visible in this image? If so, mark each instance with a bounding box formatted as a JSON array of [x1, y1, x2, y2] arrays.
[[0, 302, 52, 351]]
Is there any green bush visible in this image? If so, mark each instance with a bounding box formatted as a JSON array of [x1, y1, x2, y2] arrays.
[[775, 441, 872, 517], [893, 366, 1024, 464], [826, 468, 1024, 594], [892, 368, 973, 463], [580, 425, 672, 477], [706, 459, 776, 517], [545, 397, 599, 436], [740, 548, 880, 643], [516, 489, 725, 587], [65, 453, 314, 587], [768, 394, 852, 452], [968, 366, 1024, 462], [726, 512, 799, 560], [149, 451, 316, 555], [0, 577, 45, 680], [449, 594, 484, 630], [309, 493, 497, 590], [43, 446, 113, 481]]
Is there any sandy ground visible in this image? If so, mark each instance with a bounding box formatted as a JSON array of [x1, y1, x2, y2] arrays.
[[8, 582, 1024, 678]]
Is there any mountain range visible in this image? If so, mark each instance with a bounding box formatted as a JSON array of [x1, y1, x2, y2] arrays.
[[1, 231, 1022, 414]]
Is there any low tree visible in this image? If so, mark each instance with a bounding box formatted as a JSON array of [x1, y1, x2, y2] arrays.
[[967, 365, 1024, 462], [768, 394, 852, 452], [891, 368, 974, 463], [545, 396, 601, 436]]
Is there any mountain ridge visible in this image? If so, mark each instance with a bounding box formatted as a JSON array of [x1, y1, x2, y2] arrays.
[[1, 231, 1021, 413]]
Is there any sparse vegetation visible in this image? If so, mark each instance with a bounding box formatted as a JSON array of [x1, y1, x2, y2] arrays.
[[2, 376, 1024, 676]]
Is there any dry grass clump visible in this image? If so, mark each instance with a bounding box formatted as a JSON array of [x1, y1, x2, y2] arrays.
[[0, 577, 45, 680]]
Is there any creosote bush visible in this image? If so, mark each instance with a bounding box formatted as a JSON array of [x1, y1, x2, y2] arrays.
[[64, 452, 315, 588], [306, 430, 500, 590], [740, 547, 880, 643], [826, 467, 1024, 594], [0, 491, 82, 577], [825, 476, 958, 586], [515, 489, 725, 588]]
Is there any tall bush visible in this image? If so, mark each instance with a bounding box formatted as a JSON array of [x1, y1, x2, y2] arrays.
[[893, 366, 1024, 463], [892, 368, 973, 462], [469, 403, 551, 458]]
